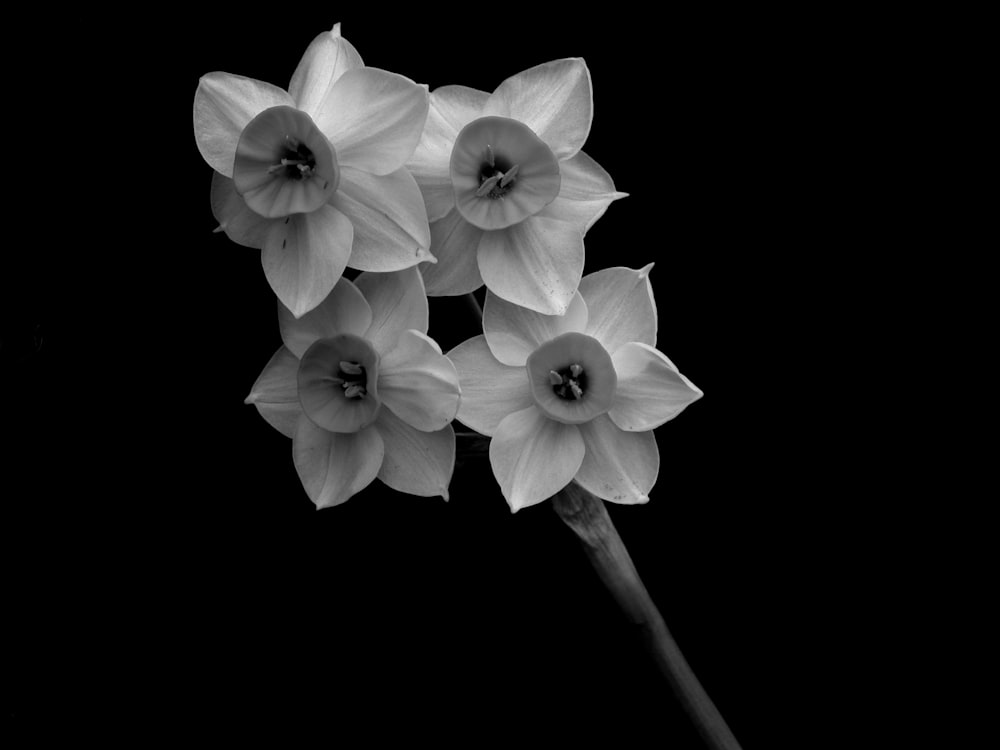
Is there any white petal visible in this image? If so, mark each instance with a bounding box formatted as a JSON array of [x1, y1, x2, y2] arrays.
[[193, 73, 294, 177], [414, 177, 457, 223], [354, 267, 428, 355], [481, 59, 592, 160], [288, 27, 364, 116], [483, 289, 588, 367], [446, 335, 532, 437], [477, 215, 584, 315], [490, 406, 585, 512], [293, 419, 384, 509], [332, 167, 432, 271], [210, 172, 270, 248], [244, 346, 301, 438], [262, 204, 354, 319], [378, 330, 461, 432], [278, 276, 372, 359], [538, 150, 627, 235], [575, 415, 658, 504], [376, 408, 454, 500], [315, 68, 429, 176], [578, 265, 657, 353], [408, 85, 489, 190], [421, 209, 484, 297], [609, 342, 704, 431]]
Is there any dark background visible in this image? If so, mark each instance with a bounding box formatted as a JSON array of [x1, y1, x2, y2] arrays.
[[3, 10, 852, 746]]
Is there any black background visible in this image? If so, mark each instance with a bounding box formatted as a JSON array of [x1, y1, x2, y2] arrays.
[[3, 9, 850, 746]]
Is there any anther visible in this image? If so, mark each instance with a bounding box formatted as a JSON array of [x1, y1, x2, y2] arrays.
[[476, 175, 501, 197], [343, 384, 365, 399], [340, 361, 363, 375], [549, 370, 564, 385], [486, 144, 495, 167], [569, 381, 584, 400], [569, 364, 583, 378], [499, 164, 519, 187]]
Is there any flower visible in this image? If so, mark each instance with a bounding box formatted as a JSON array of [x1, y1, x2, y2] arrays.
[[194, 23, 433, 318], [447, 266, 702, 512], [406, 59, 627, 315], [245, 268, 461, 508]]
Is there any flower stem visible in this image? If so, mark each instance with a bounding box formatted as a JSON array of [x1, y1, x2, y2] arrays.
[[551, 482, 742, 750]]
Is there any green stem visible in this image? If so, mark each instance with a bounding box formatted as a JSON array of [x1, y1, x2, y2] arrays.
[[551, 482, 742, 750]]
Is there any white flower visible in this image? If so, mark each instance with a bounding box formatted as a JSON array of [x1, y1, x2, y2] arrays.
[[194, 23, 433, 318], [448, 266, 702, 512], [245, 268, 461, 508], [407, 59, 626, 315]]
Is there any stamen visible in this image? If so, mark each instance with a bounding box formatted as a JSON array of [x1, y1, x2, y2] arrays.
[[321, 376, 345, 385], [476, 175, 501, 197], [549, 370, 564, 385], [340, 361, 363, 375], [569, 381, 584, 400], [486, 144, 495, 167], [343, 384, 366, 399], [569, 364, 583, 378], [499, 164, 519, 187]]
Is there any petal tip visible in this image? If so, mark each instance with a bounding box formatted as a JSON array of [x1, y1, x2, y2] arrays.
[[638, 262, 655, 279], [331, 22, 342, 36]]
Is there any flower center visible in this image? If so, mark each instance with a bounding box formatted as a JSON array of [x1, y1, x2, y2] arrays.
[[549, 363, 587, 401], [332, 360, 368, 399], [475, 145, 519, 200], [298, 334, 381, 433], [526, 333, 617, 425], [450, 116, 561, 231], [268, 137, 317, 180], [233, 105, 339, 219]]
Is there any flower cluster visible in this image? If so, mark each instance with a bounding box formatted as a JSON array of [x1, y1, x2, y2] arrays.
[[194, 23, 702, 511]]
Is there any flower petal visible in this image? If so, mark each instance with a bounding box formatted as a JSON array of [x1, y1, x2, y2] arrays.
[[288, 25, 364, 116], [376, 408, 455, 500], [193, 73, 295, 177], [489, 406, 584, 512], [483, 289, 588, 367], [420, 209, 484, 297], [293, 419, 384, 509], [378, 330, 460, 432], [332, 166, 433, 271], [538, 150, 627, 235], [578, 265, 657, 353], [407, 85, 489, 221], [446, 335, 532, 437], [314, 68, 429, 176], [574, 414, 658, 504], [477, 215, 584, 315], [409, 85, 490, 177], [262, 204, 354, 319], [481, 59, 592, 160], [210, 172, 270, 248], [354, 267, 428, 355], [277, 276, 372, 358], [414, 178, 457, 223], [608, 342, 704, 431], [244, 346, 302, 438]]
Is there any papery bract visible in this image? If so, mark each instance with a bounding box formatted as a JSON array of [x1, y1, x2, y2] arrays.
[[244, 268, 461, 508], [447, 266, 702, 512], [407, 60, 627, 314], [194, 23, 433, 318]]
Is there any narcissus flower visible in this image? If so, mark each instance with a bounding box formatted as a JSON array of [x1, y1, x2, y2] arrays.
[[447, 266, 702, 512], [245, 268, 461, 508], [194, 23, 433, 318], [407, 59, 626, 315]]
